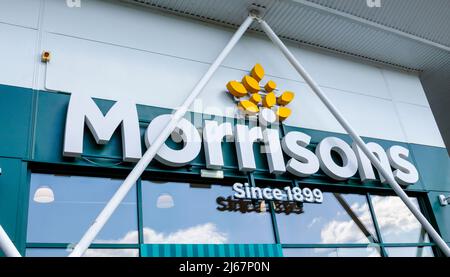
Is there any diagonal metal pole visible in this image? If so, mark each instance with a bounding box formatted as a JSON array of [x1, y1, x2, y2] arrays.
[[258, 18, 450, 257], [333, 193, 379, 244], [0, 225, 21, 257], [69, 14, 255, 257]]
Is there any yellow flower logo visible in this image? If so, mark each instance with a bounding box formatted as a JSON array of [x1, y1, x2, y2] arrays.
[[226, 63, 295, 122]]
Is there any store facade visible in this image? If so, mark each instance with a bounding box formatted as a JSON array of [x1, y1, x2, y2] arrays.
[[0, 0, 449, 257]]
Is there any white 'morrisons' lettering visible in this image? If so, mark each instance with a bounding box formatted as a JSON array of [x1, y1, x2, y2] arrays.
[[235, 124, 287, 174], [62, 95, 420, 185], [234, 124, 263, 171], [316, 137, 358, 180], [262, 128, 286, 174], [281, 131, 320, 177], [386, 145, 419, 186], [352, 142, 394, 184], [203, 121, 234, 169], [63, 94, 142, 162], [145, 114, 201, 167]]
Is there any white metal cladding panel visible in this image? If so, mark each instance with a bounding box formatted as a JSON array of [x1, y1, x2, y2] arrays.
[[43, 32, 407, 143], [0, 0, 41, 29], [40, 0, 431, 104], [42, 0, 233, 63], [43, 33, 209, 107], [381, 68, 430, 107], [42, 0, 391, 99], [0, 0, 443, 147], [0, 23, 37, 88], [394, 102, 445, 148]]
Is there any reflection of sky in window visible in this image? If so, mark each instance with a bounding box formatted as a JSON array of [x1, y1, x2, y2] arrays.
[[26, 248, 70, 257], [26, 248, 139, 257], [385, 246, 434, 257], [275, 193, 377, 244], [141, 181, 275, 244], [371, 196, 429, 243], [283, 247, 381, 257], [26, 173, 433, 257], [27, 174, 137, 243]]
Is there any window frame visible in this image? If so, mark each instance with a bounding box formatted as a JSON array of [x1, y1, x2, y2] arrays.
[[25, 164, 141, 256], [24, 163, 439, 257]]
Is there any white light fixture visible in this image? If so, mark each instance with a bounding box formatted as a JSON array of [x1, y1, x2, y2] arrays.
[[156, 193, 174, 209], [200, 169, 224, 179], [33, 186, 55, 203]]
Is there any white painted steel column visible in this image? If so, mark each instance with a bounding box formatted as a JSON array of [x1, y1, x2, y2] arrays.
[[258, 18, 450, 257], [0, 225, 21, 257], [69, 15, 255, 257]]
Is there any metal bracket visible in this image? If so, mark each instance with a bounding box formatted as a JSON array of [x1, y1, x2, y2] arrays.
[[248, 2, 268, 19], [439, 195, 450, 206]]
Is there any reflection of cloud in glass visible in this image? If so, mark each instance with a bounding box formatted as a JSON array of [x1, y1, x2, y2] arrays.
[[156, 193, 175, 209], [312, 247, 380, 257], [371, 196, 420, 234], [321, 201, 372, 244], [321, 196, 424, 245], [86, 223, 227, 257], [307, 217, 321, 229], [96, 223, 227, 244], [285, 247, 380, 257], [82, 249, 139, 257], [371, 196, 425, 243], [143, 223, 228, 244]]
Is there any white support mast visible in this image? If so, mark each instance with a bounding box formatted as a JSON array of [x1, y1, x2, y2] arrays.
[[67, 10, 450, 258], [68, 14, 256, 257], [0, 225, 21, 257], [257, 17, 450, 257]]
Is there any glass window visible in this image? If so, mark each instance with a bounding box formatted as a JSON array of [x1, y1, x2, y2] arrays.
[[26, 248, 139, 257], [141, 181, 275, 244], [283, 247, 381, 257], [385, 247, 434, 257], [83, 249, 139, 257], [26, 248, 70, 257], [27, 173, 138, 244], [370, 195, 429, 243], [276, 192, 378, 244]]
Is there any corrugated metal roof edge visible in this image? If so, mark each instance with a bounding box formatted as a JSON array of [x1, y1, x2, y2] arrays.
[[119, 0, 421, 73]]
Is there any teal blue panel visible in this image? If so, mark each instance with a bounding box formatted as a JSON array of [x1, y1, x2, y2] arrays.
[[175, 244, 182, 257], [34, 93, 127, 163], [30, 89, 432, 193], [428, 191, 450, 242], [409, 144, 450, 192], [0, 157, 28, 257], [33, 92, 207, 175], [140, 244, 283, 257], [0, 84, 33, 159]]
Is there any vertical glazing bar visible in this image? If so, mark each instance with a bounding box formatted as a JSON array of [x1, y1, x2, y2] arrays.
[[366, 193, 387, 257], [136, 179, 144, 255]]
